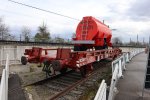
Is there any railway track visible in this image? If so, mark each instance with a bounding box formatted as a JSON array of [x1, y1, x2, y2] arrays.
[[25, 60, 112, 100]]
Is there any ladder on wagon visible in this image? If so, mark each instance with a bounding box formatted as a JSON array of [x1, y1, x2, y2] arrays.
[[81, 17, 89, 40]]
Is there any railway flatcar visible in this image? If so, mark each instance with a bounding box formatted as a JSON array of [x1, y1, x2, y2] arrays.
[[21, 16, 121, 77]]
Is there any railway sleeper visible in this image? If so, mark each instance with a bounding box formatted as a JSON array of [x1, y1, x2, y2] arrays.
[[76, 86, 87, 91], [59, 77, 80, 82], [49, 81, 69, 88], [69, 73, 82, 77], [44, 83, 63, 92], [67, 93, 79, 98], [69, 90, 83, 95], [47, 82, 66, 88], [55, 79, 75, 85], [64, 74, 81, 80], [57, 96, 73, 100]]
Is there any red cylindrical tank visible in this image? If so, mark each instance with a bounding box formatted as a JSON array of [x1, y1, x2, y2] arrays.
[[73, 16, 112, 50]]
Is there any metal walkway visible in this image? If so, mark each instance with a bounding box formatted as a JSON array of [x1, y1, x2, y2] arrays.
[[115, 52, 150, 100]]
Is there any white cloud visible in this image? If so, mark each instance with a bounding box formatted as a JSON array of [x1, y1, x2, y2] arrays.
[[0, 0, 149, 42]]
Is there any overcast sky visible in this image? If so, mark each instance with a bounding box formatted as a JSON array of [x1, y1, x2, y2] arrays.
[[0, 0, 150, 42]]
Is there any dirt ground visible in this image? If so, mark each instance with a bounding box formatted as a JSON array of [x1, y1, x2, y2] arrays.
[[0, 63, 49, 100]]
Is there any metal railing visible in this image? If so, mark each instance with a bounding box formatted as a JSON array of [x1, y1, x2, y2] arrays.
[[108, 48, 144, 100], [108, 53, 127, 100], [129, 49, 142, 60], [0, 54, 9, 100], [94, 48, 144, 100], [94, 80, 107, 100]]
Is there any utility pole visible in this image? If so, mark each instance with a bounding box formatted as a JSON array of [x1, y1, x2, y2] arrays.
[[149, 36, 150, 46], [143, 37, 144, 45], [130, 37, 131, 44], [137, 34, 138, 45], [2, 32, 3, 40], [0, 32, 1, 40], [20, 34, 21, 41]]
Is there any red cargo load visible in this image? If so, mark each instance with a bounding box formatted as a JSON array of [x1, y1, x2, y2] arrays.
[[73, 16, 112, 50]]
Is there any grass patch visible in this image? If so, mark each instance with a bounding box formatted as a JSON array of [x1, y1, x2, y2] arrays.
[[79, 67, 112, 100]]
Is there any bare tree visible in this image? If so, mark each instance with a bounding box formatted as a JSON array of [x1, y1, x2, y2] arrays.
[[8, 34, 16, 41], [21, 26, 31, 42], [0, 17, 10, 40], [54, 36, 65, 43]]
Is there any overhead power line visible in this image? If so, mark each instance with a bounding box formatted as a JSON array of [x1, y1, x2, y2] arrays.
[[8, 0, 80, 21]]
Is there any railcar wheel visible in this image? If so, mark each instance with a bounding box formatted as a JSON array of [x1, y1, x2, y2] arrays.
[[21, 56, 27, 65], [51, 60, 62, 71], [60, 68, 68, 74], [42, 60, 55, 77], [80, 66, 87, 78]]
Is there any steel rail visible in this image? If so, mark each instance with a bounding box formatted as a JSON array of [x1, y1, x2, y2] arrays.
[[49, 61, 111, 100]]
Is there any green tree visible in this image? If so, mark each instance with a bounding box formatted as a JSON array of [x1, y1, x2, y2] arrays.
[[34, 23, 51, 42]]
